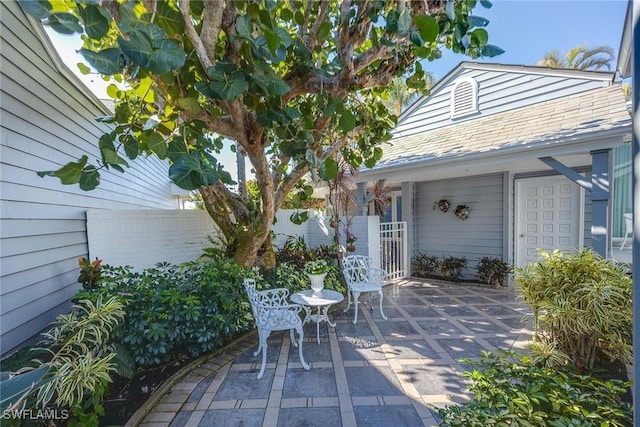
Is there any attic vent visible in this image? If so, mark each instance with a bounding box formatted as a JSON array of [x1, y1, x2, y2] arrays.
[[450, 78, 478, 119]]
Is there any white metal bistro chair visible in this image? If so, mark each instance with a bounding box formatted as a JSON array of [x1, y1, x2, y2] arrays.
[[341, 255, 389, 324], [620, 213, 633, 250], [243, 279, 309, 379]]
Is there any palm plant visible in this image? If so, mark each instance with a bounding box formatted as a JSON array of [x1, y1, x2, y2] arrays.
[[536, 44, 615, 70], [382, 73, 437, 116]]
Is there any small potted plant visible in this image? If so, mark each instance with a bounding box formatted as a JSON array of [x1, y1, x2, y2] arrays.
[[304, 259, 330, 294], [454, 204, 470, 220], [434, 199, 451, 212], [344, 228, 358, 252]]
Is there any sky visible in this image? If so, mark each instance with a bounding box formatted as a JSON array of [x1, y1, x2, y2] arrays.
[[421, 0, 629, 81], [47, 0, 630, 179]]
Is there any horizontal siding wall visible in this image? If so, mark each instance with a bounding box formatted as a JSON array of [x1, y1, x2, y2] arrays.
[[415, 173, 505, 279], [0, 2, 175, 356], [396, 67, 609, 138]]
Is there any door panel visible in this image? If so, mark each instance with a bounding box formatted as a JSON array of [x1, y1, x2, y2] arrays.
[[516, 176, 582, 267]]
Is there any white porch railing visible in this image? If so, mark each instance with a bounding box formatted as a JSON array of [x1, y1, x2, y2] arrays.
[[380, 221, 408, 280]]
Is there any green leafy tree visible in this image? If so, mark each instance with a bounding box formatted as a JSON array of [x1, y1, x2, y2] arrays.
[[536, 44, 615, 70], [23, 0, 501, 267]]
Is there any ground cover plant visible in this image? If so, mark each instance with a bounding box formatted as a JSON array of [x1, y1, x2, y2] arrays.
[[1, 297, 125, 427], [437, 350, 632, 426]]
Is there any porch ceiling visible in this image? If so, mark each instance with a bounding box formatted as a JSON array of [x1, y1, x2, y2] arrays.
[[359, 85, 631, 185]]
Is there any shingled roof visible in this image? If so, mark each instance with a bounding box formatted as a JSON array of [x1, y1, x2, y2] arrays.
[[373, 85, 631, 172]]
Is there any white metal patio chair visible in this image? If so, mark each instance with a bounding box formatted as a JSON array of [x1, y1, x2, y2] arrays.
[[243, 279, 309, 379], [341, 255, 389, 324], [620, 213, 633, 250]]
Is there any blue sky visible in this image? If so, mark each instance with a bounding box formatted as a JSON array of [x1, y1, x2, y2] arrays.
[[423, 0, 629, 80]]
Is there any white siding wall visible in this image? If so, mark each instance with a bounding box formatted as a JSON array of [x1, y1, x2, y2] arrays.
[[396, 67, 610, 138], [87, 210, 219, 269], [414, 173, 505, 279], [0, 2, 175, 355]]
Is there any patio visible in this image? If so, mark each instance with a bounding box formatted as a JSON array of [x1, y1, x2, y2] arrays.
[[137, 278, 533, 427]]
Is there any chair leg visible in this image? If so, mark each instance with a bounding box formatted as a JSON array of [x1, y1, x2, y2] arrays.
[[257, 329, 269, 379], [352, 291, 361, 324], [343, 289, 352, 314], [296, 325, 309, 371], [377, 289, 388, 320], [290, 328, 297, 348], [253, 329, 264, 357]]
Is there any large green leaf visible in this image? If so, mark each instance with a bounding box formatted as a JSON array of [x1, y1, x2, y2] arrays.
[[118, 30, 152, 68], [397, 8, 412, 36], [339, 110, 356, 132], [78, 5, 110, 39], [20, 0, 52, 20], [319, 157, 338, 180], [445, 1, 456, 20], [122, 135, 139, 159], [79, 48, 123, 75], [468, 15, 489, 28], [263, 27, 280, 55], [205, 67, 248, 100], [414, 15, 439, 43], [169, 153, 221, 190], [290, 211, 309, 225], [99, 135, 129, 167], [48, 12, 83, 34], [79, 166, 100, 191], [156, 1, 184, 36], [118, 1, 148, 32], [236, 14, 252, 37], [482, 44, 505, 57], [0, 366, 49, 408], [142, 132, 167, 159], [251, 70, 290, 96], [471, 28, 489, 46], [149, 39, 186, 74], [37, 155, 88, 185]]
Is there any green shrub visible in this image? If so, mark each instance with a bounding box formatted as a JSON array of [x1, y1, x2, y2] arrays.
[[439, 256, 467, 281], [77, 260, 258, 367], [411, 252, 439, 278], [437, 350, 632, 427], [476, 257, 512, 287], [515, 249, 632, 371]]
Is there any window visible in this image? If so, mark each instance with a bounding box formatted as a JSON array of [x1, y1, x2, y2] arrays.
[[450, 78, 478, 119]]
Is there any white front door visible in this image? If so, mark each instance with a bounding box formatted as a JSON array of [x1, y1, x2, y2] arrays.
[[515, 176, 583, 268]]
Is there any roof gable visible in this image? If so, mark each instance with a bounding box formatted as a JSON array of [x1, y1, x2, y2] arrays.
[[396, 62, 614, 138]]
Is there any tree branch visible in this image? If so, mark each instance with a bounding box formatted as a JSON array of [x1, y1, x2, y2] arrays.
[[178, 0, 213, 70], [200, 1, 225, 62]]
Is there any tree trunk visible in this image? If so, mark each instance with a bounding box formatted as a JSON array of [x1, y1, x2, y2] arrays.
[[199, 180, 277, 269]]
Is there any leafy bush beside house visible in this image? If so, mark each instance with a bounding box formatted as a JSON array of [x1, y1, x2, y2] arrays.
[[515, 248, 632, 372]]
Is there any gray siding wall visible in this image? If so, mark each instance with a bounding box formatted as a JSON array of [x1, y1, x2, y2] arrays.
[[414, 173, 505, 279], [1, 2, 175, 355], [396, 67, 610, 138]]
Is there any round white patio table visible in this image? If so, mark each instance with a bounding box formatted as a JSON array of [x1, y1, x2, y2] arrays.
[[290, 289, 344, 344]]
